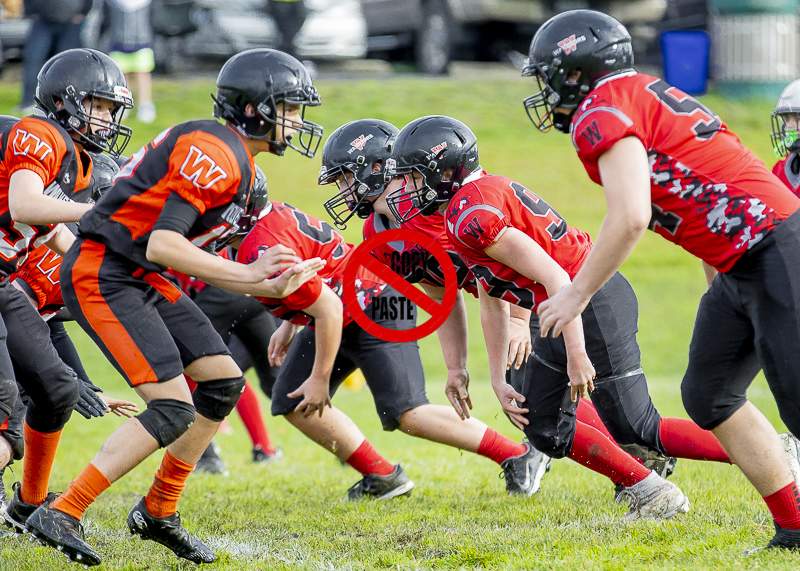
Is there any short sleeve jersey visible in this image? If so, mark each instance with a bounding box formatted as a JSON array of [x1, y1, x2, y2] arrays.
[[237, 202, 385, 327], [772, 154, 800, 198], [0, 116, 93, 276], [445, 172, 592, 310], [78, 119, 253, 272], [362, 209, 479, 297], [571, 71, 800, 272], [11, 243, 64, 317]]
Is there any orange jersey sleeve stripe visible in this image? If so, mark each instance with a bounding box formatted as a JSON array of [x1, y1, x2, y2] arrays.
[[70, 240, 159, 386]]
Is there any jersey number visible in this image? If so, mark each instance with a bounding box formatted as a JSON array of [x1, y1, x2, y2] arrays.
[[649, 204, 682, 235], [0, 221, 35, 262], [510, 181, 567, 241], [291, 209, 346, 259], [647, 79, 721, 141]]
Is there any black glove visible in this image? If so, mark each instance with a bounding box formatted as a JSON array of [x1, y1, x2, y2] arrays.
[[75, 377, 107, 419]]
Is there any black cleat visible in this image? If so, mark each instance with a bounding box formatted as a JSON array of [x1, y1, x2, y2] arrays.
[[252, 446, 282, 464], [744, 521, 800, 555], [345, 465, 414, 501], [127, 498, 216, 564], [3, 482, 57, 533], [501, 440, 551, 496], [193, 442, 229, 476], [26, 504, 101, 566]]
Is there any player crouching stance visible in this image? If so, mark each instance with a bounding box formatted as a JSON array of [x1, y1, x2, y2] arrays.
[[26, 49, 324, 566], [527, 11, 800, 550], [320, 119, 551, 496], [386, 115, 734, 519]]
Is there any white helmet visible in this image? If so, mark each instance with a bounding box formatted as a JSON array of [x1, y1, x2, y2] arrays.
[[771, 79, 800, 157]]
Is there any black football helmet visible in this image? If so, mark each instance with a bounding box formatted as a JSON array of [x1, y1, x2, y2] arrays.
[[35, 48, 133, 156], [213, 48, 323, 157], [771, 79, 800, 158], [522, 10, 633, 133], [385, 115, 480, 224], [215, 165, 269, 251], [86, 152, 122, 204], [319, 119, 398, 229]]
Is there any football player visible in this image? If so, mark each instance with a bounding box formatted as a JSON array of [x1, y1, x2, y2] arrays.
[[527, 10, 800, 551], [25, 48, 325, 566], [385, 114, 735, 520], [320, 119, 552, 495], [771, 79, 800, 198], [0, 49, 136, 539]]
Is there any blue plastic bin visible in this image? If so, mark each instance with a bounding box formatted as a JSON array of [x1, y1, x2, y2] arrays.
[[660, 31, 711, 95]]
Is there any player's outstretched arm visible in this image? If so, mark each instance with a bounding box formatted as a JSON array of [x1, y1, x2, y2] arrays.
[[477, 283, 529, 430], [286, 286, 343, 417], [508, 304, 532, 371], [423, 284, 472, 419], [485, 226, 595, 401], [9, 170, 92, 225], [537, 136, 652, 338], [43, 224, 76, 256], [269, 321, 301, 367]]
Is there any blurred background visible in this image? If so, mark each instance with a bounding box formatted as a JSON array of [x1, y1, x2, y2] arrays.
[[0, 0, 796, 105]]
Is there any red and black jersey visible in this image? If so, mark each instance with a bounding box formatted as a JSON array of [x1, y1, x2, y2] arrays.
[[11, 243, 64, 318], [571, 71, 800, 272], [0, 116, 93, 276], [772, 153, 800, 198], [362, 209, 478, 297], [79, 119, 254, 272], [445, 172, 592, 310], [237, 201, 385, 327]]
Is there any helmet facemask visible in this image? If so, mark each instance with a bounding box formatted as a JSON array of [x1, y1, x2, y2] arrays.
[[385, 165, 443, 224], [771, 111, 800, 158], [522, 61, 585, 134], [57, 88, 133, 157], [258, 95, 323, 158], [321, 162, 384, 229]]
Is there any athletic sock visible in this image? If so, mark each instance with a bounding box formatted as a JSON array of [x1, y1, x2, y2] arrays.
[[346, 440, 395, 476], [576, 398, 615, 442], [764, 482, 800, 529], [477, 427, 528, 464], [144, 449, 195, 518], [20, 422, 62, 505], [236, 379, 276, 455], [568, 421, 652, 487], [658, 417, 732, 463], [50, 463, 111, 520]]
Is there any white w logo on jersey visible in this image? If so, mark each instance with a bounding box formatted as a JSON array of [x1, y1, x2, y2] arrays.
[[179, 145, 229, 190], [12, 129, 53, 161]]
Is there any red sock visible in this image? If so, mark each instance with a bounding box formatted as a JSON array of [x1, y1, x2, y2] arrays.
[[144, 450, 195, 518], [21, 422, 62, 505], [764, 482, 800, 529], [569, 421, 651, 487], [346, 440, 395, 476], [477, 428, 527, 465], [235, 379, 275, 455], [51, 463, 111, 520], [658, 418, 731, 463], [576, 399, 615, 442]]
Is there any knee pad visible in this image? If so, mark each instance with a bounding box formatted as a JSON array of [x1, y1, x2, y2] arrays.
[[25, 365, 79, 433], [137, 399, 196, 448], [525, 426, 573, 460], [681, 379, 737, 431], [0, 377, 18, 421], [192, 376, 246, 422]]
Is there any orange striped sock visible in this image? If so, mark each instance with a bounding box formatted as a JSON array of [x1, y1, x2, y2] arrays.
[[20, 422, 62, 505], [144, 450, 195, 518], [50, 463, 111, 521]]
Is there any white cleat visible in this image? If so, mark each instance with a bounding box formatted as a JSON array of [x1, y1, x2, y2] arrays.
[[617, 472, 690, 521], [780, 432, 800, 485]]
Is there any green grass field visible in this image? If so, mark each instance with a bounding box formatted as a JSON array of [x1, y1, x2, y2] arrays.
[[0, 70, 798, 570]]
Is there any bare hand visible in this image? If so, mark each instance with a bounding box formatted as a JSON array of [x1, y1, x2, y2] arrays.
[[492, 382, 529, 431], [266, 257, 326, 298], [268, 321, 300, 366], [249, 244, 302, 281], [99, 395, 140, 418], [567, 352, 595, 402], [507, 317, 532, 370], [445, 368, 472, 420], [287, 375, 332, 418], [537, 284, 590, 338]]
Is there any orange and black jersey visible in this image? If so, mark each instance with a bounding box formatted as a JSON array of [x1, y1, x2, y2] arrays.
[[11, 243, 64, 318], [78, 119, 254, 272], [0, 116, 92, 276]]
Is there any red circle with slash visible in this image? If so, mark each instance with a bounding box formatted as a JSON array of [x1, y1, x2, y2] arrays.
[[343, 229, 457, 342]]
